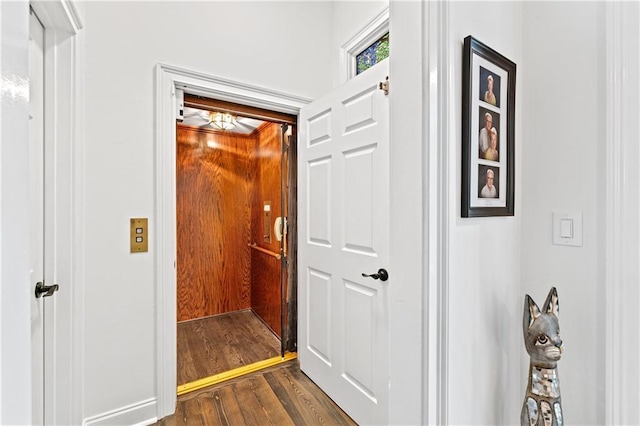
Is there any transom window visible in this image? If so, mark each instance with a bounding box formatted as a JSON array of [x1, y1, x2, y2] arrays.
[[341, 7, 389, 82], [356, 32, 389, 75]]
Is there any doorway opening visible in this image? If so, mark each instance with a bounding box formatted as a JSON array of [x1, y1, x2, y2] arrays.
[[175, 94, 298, 395]]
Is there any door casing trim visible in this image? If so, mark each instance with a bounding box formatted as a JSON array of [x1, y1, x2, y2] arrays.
[[154, 63, 309, 418]]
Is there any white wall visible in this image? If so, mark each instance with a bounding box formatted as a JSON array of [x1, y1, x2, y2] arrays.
[[81, 1, 334, 421], [521, 3, 606, 424], [446, 3, 620, 424], [447, 2, 524, 424]]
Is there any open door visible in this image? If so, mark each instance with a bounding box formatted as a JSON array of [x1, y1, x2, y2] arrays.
[[298, 60, 390, 425]]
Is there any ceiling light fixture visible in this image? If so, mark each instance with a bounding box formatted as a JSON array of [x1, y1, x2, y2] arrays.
[[209, 111, 236, 131]]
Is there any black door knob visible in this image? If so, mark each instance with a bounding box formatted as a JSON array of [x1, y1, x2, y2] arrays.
[[35, 281, 59, 298], [361, 268, 389, 282]]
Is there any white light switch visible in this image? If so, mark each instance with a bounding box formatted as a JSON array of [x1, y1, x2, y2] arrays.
[[559, 219, 573, 238], [553, 212, 582, 247]]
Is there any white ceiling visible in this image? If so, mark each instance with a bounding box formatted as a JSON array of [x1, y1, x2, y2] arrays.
[[180, 106, 265, 134]]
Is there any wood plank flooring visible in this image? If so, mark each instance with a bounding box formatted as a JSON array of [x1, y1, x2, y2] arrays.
[[178, 310, 281, 386], [158, 361, 357, 426]]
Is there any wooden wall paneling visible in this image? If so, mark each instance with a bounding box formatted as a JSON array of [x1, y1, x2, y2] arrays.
[[250, 253, 282, 337], [251, 123, 283, 253], [176, 125, 254, 321], [250, 123, 284, 336]]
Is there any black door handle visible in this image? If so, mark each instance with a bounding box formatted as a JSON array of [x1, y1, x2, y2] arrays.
[[35, 281, 59, 298], [361, 268, 389, 282]]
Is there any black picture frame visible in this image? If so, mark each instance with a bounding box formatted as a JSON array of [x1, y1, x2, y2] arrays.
[[462, 36, 516, 217]]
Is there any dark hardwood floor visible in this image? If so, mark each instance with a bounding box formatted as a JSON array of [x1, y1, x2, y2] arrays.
[[158, 361, 357, 426], [178, 310, 281, 386]]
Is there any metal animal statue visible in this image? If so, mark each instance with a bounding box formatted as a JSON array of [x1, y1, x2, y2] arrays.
[[521, 287, 564, 426]]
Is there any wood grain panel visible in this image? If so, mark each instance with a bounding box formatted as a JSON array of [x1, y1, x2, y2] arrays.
[[251, 122, 283, 253], [250, 253, 282, 337], [250, 123, 284, 336], [176, 125, 254, 321], [158, 361, 357, 426]]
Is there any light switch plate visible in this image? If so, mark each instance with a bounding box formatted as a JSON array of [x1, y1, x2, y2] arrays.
[[130, 218, 148, 253], [552, 212, 582, 247]]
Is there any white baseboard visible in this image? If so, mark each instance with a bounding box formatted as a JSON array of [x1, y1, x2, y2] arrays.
[[83, 398, 157, 426]]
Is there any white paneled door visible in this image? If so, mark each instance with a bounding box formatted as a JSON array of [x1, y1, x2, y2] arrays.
[[29, 10, 46, 426], [298, 60, 390, 425]]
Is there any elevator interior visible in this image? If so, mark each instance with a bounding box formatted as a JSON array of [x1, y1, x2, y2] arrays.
[[175, 95, 297, 387]]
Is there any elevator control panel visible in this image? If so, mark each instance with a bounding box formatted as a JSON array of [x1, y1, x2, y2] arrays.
[[130, 218, 149, 253], [263, 202, 272, 243]]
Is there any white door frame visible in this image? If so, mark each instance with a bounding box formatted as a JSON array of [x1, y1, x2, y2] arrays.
[[0, 1, 83, 424], [421, 2, 450, 424], [604, 2, 640, 424], [154, 63, 310, 418], [385, 2, 450, 424]]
